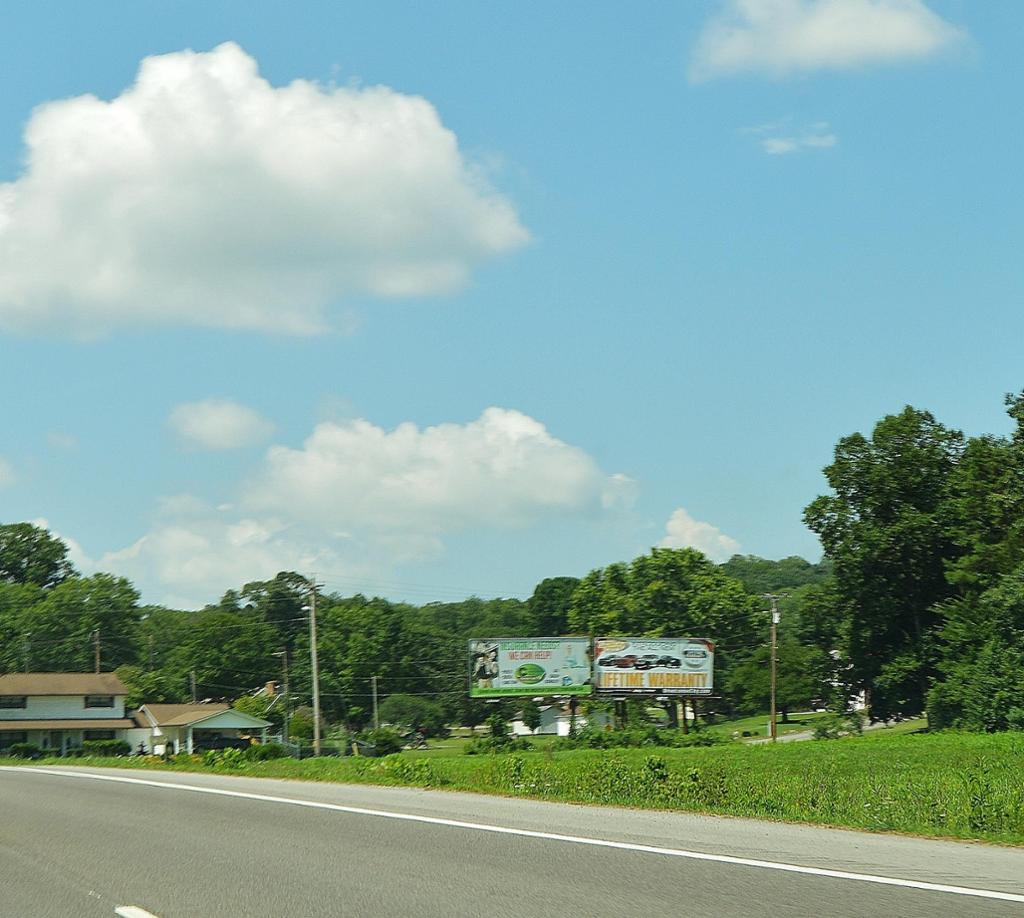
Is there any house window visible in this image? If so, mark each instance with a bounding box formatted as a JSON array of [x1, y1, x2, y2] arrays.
[[0, 732, 28, 749], [0, 696, 27, 709], [83, 730, 116, 741], [84, 695, 115, 708]]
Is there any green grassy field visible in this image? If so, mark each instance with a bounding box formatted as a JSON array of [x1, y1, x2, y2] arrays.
[[5, 728, 1022, 846]]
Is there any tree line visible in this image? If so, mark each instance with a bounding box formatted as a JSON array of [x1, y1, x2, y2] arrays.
[[2, 392, 1023, 735]]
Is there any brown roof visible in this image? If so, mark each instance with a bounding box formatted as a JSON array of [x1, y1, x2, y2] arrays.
[[0, 673, 126, 696], [141, 703, 231, 727], [0, 719, 135, 731]]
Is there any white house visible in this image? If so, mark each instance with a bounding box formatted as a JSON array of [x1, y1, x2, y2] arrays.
[[0, 672, 134, 756], [130, 703, 270, 755], [509, 704, 614, 737]]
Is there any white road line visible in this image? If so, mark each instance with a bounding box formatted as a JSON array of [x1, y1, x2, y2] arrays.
[[6, 766, 1024, 905], [114, 907, 160, 918]]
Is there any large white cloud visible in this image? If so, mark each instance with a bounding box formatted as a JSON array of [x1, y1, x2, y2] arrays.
[[95, 407, 632, 607], [248, 407, 634, 532], [659, 507, 741, 562], [0, 42, 528, 335], [168, 398, 275, 450], [691, 0, 965, 81]]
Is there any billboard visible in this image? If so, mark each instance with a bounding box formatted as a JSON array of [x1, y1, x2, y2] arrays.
[[469, 638, 593, 697], [594, 637, 714, 695]]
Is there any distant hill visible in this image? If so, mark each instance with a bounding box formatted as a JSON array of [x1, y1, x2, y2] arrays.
[[719, 554, 833, 594]]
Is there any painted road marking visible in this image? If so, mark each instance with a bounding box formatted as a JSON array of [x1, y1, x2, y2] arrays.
[[6, 766, 1024, 906], [114, 908, 160, 918]]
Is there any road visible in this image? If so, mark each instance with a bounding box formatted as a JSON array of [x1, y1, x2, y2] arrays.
[[1, 765, 1022, 917]]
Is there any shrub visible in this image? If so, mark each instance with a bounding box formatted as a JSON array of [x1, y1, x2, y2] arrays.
[[464, 735, 533, 755], [357, 728, 404, 757], [246, 742, 291, 761], [4, 742, 42, 759], [82, 739, 131, 757], [552, 726, 724, 751], [813, 712, 866, 740]]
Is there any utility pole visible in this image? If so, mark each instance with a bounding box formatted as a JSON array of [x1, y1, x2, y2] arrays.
[[309, 578, 322, 756], [371, 675, 380, 730], [765, 594, 782, 742], [270, 647, 290, 745], [22, 632, 31, 673], [92, 628, 101, 674], [190, 670, 197, 704]]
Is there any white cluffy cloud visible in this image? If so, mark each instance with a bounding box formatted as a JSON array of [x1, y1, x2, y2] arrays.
[[169, 398, 275, 450], [746, 120, 837, 154], [249, 407, 635, 532], [691, 0, 965, 81], [99, 407, 633, 607], [0, 42, 528, 335], [659, 507, 741, 562]]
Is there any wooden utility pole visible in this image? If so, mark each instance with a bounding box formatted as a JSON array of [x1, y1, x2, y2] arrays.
[[765, 594, 782, 742], [309, 579, 322, 756], [282, 648, 291, 745], [190, 670, 197, 704], [371, 675, 380, 730], [22, 632, 31, 673], [92, 628, 101, 673]]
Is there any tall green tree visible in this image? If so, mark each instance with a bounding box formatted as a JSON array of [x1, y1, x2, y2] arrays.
[[726, 640, 833, 721], [568, 547, 766, 708], [0, 522, 76, 588], [804, 407, 964, 721], [526, 576, 580, 635]]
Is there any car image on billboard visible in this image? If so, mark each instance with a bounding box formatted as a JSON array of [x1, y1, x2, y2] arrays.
[[594, 637, 714, 695]]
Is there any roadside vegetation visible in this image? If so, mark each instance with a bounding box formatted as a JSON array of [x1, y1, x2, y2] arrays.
[[6, 729, 1022, 846]]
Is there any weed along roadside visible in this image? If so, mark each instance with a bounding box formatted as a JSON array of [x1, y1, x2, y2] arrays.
[[7, 729, 1024, 847]]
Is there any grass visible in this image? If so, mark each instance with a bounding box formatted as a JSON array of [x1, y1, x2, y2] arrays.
[[4, 729, 1023, 846]]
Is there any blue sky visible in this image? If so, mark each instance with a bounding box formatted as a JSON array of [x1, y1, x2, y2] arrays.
[[1, 1, 1021, 608]]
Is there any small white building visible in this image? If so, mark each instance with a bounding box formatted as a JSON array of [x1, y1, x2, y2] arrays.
[[0, 672, 134, 755], [509, 704, 614, 737], [131, 703, 270, 755]]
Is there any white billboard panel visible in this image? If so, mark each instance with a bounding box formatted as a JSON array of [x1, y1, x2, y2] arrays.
[[594, 637, 714, 695]]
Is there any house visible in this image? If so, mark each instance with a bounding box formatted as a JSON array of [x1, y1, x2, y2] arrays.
[[0, 672, 134, 756], [129, 703, 271, 755], [509, 703, 613, 737]]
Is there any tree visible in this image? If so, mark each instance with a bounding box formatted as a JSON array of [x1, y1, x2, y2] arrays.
[[726, 641, 833, 721], [526, 577, 580, 635], [0, 523, 76, 589], [519, 699, 542, 734], [804, 407, 964, 721], [15, 574, 141, 672], [927, 564, 1024, 731], [377, 693, 447, 737], [567, 547, 766, 710], [720, 555, 832, 595]]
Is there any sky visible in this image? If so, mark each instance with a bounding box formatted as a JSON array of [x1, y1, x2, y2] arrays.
[[1, 1, 1021, 609]]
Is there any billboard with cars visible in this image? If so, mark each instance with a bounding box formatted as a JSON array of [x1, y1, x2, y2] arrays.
[[594, 637, 714, 695], [469, 638, 593, 697]]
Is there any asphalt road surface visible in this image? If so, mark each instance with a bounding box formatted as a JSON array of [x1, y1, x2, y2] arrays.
[[1, 765, 1022, 917]]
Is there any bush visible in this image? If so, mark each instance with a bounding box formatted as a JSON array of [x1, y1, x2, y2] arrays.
[[357, 728, 404, 757], [202, 747, 246, 769], [246, 742, 291, 761], [4, 742, 42, 759], [552, 726, 724, 751], [813, 711, 866, 740], [464, 735, 534, 755], [82, 739, 131, 757]]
